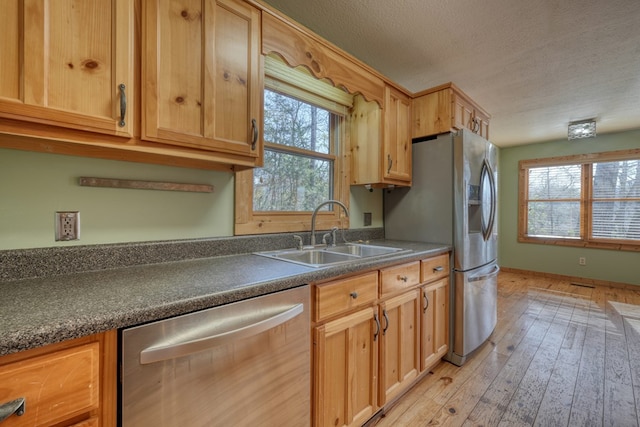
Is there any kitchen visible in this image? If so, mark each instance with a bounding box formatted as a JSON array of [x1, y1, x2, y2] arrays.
[[1, 0, 640, 426]]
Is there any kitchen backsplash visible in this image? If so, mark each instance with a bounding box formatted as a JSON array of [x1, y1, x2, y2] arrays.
[[0, 228, 384, 282]]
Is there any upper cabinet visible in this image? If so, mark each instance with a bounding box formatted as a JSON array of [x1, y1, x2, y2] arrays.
[[412, 82, 491, 140], [0, 0, 134, 137], [0, 1, 490, 176], [383, 86, 412, 184], [142, 0, 262, 161], [350, 85, 412, 188]]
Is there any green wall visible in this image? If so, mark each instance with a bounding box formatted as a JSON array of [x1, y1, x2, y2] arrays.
[[0, 147, 383, 250], [498, 129, 640, 285]]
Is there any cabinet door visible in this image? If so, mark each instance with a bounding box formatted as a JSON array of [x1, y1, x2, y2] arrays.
[[474, 109, 491, 139], [378, 290, 420, 406], [143, 0, 262, 158], [349, 94, 382, 186], [411, 89, 451, 139], [314, 307, 378, 427], [452, 91, 491, 139], [383, 86, 411, 183], [452, 91, 475, 132], [421, 278, 449, 371], [0, 0, 134, 137]]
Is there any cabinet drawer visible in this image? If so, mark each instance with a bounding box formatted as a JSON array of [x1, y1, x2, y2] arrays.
[[0, 342, 99, 427], [380, 261, 420, 296], [421, 254, 450, 283], [314, 272, 378, 322]]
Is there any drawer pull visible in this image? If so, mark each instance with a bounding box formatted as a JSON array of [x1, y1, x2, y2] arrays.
[[423, 292, 430, 313], [382, 309, 389, 335], [0, 397, 25, 422], [350, 291, 358, 299], [373, 313, 380, 341], [397, 275, 408, 282], [433, 266, 444, 272]]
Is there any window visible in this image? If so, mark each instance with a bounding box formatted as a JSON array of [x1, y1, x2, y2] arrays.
[[254, 89, 336, 212], [235, 56, 352, 235], [519, 149, 640, 250]]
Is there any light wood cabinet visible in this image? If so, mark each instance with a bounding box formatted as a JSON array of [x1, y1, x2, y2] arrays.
[[383, 86, 412, 184], [380, 261, 420, 296], [314, 271, 378, 322], [378, 289, 420, 406], [313, 271, 379, 427], [313, 253, 450, 426], [142, 0, 262, 162], [314, 306, 379, 427], [420, 253, 450, 284], [412, 82, 490, 140], [420, 278, 449, 371], [0, 331, 117, 427], [349, 85, 412, 188], [0, 0, 134, 137], [420, 254, 450, 371]]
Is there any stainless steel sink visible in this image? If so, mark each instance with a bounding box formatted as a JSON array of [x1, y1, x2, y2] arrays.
[[325, 243, 404, 257], [255, 243, 409, 268]]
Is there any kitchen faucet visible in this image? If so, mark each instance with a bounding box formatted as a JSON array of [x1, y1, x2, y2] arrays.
[[310, 200, 349, 246]]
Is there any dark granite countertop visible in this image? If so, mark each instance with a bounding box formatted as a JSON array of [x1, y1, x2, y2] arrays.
[[0, 237, 450, 356]]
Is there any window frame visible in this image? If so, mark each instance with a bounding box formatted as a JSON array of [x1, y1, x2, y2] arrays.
[[234, 57, 351, 236], [518, 148, 640, 251]]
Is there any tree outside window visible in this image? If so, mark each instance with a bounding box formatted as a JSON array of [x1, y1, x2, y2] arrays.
[[254, 90, 335, 212]]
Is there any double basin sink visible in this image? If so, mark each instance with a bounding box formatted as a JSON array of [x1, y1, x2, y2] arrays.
[[256, 243, 410, 268]]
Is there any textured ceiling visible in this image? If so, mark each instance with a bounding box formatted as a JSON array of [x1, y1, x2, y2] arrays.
[[260, 0, 640, 147]]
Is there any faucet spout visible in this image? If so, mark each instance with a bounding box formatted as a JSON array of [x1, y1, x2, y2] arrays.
[[310, 200, 349, 246]]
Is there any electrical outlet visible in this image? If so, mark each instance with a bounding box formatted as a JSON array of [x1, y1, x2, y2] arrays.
[[579, 257, 586, 266], [363, 212, 372, 226], [55, 211, 80, 241]]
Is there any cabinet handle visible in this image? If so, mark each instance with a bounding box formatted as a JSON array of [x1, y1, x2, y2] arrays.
[[423, 292, 429, 313], [471, 117, 480, 133], [387, 154, 393, 174], [433, 266, 444, 272], [350, 291, 358, 299], [373, 313, 380, 341], [382, 309, 389, 335], [118, 84, 126, 128], [0, 397, 25, 422], [251, 118, 258, 150], [397, 275, 408, 282]]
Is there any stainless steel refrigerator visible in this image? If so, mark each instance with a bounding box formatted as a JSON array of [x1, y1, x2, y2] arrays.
[[384, 129, 499, 365]]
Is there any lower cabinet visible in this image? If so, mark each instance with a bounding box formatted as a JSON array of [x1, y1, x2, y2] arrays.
[[378, 289, 420, 406], [421, 278, 449, 371], [314, 307, 379, 427], [0, 331, 117, 427], [312, 253, 450, 427]]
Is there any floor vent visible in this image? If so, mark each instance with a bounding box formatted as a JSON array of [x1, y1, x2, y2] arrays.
[[571, 282, 595, 288]]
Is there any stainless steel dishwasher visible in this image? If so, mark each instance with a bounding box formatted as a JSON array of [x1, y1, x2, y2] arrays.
[[121, 285, 310, 427]]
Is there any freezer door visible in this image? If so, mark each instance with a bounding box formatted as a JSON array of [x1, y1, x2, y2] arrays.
[[450, 262, 499, 366], [453, 130, 498, 271]]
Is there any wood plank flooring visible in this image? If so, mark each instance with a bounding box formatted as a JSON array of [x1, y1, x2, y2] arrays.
[[373, 271, 640, 426]]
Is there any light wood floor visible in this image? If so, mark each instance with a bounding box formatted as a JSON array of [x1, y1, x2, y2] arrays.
[[374, 271, 640, 426]]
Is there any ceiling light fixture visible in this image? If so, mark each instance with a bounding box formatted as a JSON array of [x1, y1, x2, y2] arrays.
[[568, 119, 596, 140]]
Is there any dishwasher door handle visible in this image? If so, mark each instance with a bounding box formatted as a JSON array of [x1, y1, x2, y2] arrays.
[[140, 303, 304, 365]]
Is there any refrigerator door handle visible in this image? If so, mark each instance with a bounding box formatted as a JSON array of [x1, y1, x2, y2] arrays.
[[480, 159, 497, 241], [468, 264, 500, 282]]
